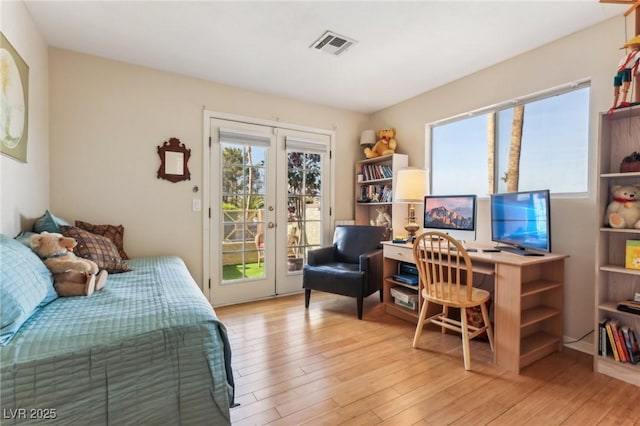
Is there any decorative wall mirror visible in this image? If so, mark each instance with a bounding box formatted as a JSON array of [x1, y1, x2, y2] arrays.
[[157, 137, 191, 183]]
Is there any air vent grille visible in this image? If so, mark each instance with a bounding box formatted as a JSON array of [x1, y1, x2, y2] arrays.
[[310, 31, 357, 56]]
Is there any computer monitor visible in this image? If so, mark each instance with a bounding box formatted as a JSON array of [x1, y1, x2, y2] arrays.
[[490, 189, 551, 255], [423, 194, 477, 242]]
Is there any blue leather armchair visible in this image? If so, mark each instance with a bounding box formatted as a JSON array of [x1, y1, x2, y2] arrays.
[[302, 225, 385, 319]]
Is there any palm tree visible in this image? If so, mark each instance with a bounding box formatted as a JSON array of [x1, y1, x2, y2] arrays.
[[487, 112, 496, 194], [506, 105, 524, 192]]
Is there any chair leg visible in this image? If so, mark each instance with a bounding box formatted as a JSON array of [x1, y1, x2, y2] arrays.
[[481, 302, 494, 352], [304, 289, 311, 309], [412, 299, 429, 348], [357, 295, 363, 320], [441, 306, 448, 334], [460, 307, 471, 371], [379, 288, 383, 302]]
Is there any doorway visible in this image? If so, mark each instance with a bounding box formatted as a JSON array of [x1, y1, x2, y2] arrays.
[[206, 116, 333, 306]]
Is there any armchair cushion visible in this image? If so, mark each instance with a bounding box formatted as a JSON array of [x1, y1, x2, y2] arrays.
[[334, 226, 384, 264]]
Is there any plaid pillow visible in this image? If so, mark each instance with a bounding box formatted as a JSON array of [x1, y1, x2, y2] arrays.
[[75, 220, 129, 259], [60, 226, 130, 273]]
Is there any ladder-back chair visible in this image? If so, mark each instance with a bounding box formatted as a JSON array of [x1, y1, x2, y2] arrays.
[[412, 231, 494, 370]]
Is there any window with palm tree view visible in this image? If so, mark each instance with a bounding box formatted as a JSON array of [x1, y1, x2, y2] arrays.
[[431, 85, 590, 196]]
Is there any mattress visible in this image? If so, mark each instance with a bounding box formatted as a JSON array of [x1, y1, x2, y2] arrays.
[[0, 256, 234, 425]]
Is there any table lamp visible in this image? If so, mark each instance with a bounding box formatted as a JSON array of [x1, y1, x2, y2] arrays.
[[359, 129, 376, 147], [395, 168, 427, 242]]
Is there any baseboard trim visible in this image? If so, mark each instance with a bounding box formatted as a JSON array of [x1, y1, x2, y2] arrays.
[[563, 338, 593, 355]]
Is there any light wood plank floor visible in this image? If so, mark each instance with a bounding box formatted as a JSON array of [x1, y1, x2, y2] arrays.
[[215, 292, 640, 426]]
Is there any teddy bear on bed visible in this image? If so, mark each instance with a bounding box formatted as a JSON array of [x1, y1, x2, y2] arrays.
[[30, 232, 108, 297], [605, 184, 640, 229], [364, 128, 397, 159]]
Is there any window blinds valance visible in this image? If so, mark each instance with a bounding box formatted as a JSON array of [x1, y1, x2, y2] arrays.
[[284, 136, 329, 154], [218, 127, 271, 146]]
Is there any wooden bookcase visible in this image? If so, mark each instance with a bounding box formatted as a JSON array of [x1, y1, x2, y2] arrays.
[[594, 106, 640, 386], [355, 153, 408, 238]]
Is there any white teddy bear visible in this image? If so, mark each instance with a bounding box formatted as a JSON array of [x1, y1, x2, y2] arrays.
[[606, 184, 640, 229]]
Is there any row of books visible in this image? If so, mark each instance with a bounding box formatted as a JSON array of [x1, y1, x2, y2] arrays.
[[358, 184, 392, 203], [598, 318, 640, 364], [360, 164, 392, 181]]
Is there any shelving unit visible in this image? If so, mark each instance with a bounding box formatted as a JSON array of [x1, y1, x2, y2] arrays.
[[355, 153, 408, 238], [594, 106, 640, 387]]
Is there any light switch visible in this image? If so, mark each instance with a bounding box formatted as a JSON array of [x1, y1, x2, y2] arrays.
[[192, 199, 202, 212]]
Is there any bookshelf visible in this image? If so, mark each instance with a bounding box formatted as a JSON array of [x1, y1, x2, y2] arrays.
[[595, 106, 640, 386], [355, 153, 408, 238]]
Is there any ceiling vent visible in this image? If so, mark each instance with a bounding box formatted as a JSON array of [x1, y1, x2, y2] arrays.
[[310, 31, 357, 56]]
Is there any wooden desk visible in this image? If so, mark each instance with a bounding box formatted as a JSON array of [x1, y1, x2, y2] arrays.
[[382, 241, 568, 373]]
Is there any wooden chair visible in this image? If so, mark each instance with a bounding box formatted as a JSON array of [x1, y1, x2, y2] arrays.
[[411, 231, 494, 370]]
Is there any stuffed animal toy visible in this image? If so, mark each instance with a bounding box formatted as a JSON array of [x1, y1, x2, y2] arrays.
[[30, 232, 108, 296], [370, 205, 392, 230], [605, 184, 640, 229], [364, 128, 397, 159]]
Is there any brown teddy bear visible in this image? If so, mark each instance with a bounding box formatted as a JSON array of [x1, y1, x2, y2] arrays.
[[30, 232, 108, 296], [364, 128, 397, 159]]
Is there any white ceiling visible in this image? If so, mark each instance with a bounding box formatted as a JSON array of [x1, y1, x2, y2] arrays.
[[24, 1, 626, 114]]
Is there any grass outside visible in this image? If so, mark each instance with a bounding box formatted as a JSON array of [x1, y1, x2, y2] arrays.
[[222, 262, 265, 280]]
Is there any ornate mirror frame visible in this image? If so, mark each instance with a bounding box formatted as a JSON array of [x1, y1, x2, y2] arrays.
[[157, 137, 191, 183]]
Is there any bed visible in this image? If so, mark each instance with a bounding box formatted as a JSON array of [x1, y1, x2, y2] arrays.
[[0, 234, 234, 425]]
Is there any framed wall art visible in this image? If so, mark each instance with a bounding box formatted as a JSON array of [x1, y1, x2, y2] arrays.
[[157, 137, 191, 183], [0, 32, 29, 163]]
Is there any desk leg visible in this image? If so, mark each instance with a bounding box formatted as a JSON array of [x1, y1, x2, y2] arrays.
[[494, 263, 522, 373]]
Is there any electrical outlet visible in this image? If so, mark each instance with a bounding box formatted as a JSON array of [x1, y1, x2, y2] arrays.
[[192, 199, 202, 212]]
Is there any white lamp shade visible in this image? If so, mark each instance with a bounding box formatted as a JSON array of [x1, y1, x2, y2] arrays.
[[359, 129, 376, 145], [395, 168, 428, 202]]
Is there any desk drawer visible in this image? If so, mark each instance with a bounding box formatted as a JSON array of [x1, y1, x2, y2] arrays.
[[384, 244, 414, 263]]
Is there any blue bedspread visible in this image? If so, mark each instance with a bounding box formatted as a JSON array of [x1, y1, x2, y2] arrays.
[[0, 256, 234, 425]]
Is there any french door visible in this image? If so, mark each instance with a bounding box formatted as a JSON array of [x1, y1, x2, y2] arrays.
[[208, 118, 331, 306]]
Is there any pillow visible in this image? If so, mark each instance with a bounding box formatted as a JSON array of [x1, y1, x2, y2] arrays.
[[33, 210, 71, 233], [14, 231, 38, 247], [14, 232, 58, 306], [75, 220, 129, 259], [59, 226, 130, 273], [0, 234, 56, 345]]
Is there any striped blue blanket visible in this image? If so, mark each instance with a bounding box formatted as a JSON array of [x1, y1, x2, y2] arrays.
[[1, 256, 234, 425]]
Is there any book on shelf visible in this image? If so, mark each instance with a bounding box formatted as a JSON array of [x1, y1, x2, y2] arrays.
[[360, 164, 392, 181], [625, 239, 640, 270], [617, 328, 630, 362], [621, 326, 640, 364], [605, 321, 620, 361], [598, 320, 609, 357]]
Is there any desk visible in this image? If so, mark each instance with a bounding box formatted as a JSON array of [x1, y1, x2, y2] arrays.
[[382, 241, 568, 373]]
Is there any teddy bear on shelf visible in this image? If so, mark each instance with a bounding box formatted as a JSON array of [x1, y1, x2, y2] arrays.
[[605, 184, 640, 229], [364, 128, 397, 159], [30, 232, 108, 296]]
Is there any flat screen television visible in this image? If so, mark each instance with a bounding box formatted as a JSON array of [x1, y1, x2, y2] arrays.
[[423, 194, 477, 242], [490, 189, 551, 256]]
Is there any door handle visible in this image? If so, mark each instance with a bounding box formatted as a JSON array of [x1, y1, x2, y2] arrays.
[[268, 222, 276, 228]]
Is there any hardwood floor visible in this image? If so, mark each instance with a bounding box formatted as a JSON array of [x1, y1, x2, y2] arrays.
[[215, 292, 640, 426]]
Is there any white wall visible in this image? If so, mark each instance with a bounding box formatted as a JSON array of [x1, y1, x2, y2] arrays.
[[0, 1, 49, 236], [371, 16, 626, 347], [48, 49, 368, 286]]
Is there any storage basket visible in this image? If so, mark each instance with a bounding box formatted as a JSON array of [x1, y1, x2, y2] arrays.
[[620, 160, 640, 173]]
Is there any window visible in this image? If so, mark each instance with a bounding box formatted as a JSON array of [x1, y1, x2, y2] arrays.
[[430, 83, 590, 196]]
